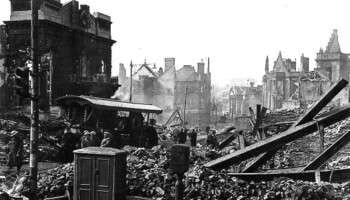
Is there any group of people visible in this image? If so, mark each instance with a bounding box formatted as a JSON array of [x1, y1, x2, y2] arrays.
[[172, 127, 199, 147], [171, 126, 219, 149], [58, 119, 159, 163]]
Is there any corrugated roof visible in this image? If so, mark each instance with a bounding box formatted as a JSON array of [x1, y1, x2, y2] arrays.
[[56, 95, 162, 114]]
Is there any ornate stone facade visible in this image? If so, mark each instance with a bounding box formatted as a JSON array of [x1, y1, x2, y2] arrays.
[[263, 30, 350, 111], [3, 0, 117, 108]]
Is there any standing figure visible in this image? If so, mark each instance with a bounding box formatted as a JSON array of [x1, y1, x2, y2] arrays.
[[60, 128, 78, 163], [100, 131, 114, 147], [172, 127, 180, 143], [80, 130, 91, 148], [206, 127, 218, 149], [178, 127, 187, 144], [146, 119, 158, 148], [189, 129, 197, 147], [7, 131, 23, 173]]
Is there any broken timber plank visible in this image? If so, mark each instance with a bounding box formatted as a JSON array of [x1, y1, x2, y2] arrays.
[[293, 79, 348, 127], [249, 107, 256, 124], [228, 168, 350, 183], [302, 130, 350, 171], [242, 150, 277, 172], [204, 105, 350, 170], [243, 79, 348, 173], [218, 130, 242, 150], [256, 107, 267, 139]]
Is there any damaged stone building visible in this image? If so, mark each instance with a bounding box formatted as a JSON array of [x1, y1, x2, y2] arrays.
[[263, 29, 349, 111], [117, 58, 211, 128], [1, 0, 118, 109], [228, 83, 263, 118]]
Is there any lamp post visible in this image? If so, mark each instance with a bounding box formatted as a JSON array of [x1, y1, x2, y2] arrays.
[[129, 60, 133, 102], [29, 0, 39, 199]]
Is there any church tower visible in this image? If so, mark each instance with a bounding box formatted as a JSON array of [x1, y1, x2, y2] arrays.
[[265, 56, 269, 73]]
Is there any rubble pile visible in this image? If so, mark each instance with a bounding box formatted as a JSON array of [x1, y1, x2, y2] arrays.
[[262, 108, 304, 125], [256, 107, 350, 169], [2, 145, 350, 199], [124, 146, 350, 199], [2, 163, 73, 199]]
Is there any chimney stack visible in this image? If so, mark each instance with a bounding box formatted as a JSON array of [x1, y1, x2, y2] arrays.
[[164, 57, 175, 72], [300, 53, 309, 72], [197, 62, 205, 74]]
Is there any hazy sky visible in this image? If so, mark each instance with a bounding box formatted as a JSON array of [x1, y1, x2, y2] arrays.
[[1, 0, 350, 87]]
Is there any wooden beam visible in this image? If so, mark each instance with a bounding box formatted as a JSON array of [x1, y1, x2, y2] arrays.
[[242, 150, 277, 172], [248, 119, 255, 129], [252, 105, 264, 140], [319, 123, 324, 152], [249, 107, 256, 124], [238, 133, 245, 149], [204, 105, 350, 170], [256, 107, 267, 139], [302, 130, 350, 171], [218, 130, 241, 150], [228, 168, 350, 183], [293, 79, 348, 127], [242, 79, 347, 173]]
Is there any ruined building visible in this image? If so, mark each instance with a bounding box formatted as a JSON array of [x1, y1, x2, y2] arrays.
[[3, 0, 118, 109], [175, 61, 211, 127], [228, 83, 263, 118], [262, 52, 300, 110], [263, 30, 349, 111], [117, 58, 211, 128]]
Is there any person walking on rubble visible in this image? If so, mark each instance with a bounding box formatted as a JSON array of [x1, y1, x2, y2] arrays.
[[7, 131, 23, 173]]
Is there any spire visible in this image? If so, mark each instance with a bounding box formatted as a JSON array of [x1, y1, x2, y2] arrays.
[[207, 57, 210, 73], [278, 51, 282, 59], [326, 29, 341, 53], [265, 56, 269, 73]]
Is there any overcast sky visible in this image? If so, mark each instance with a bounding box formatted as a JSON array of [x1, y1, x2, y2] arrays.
[[1, 0, 350, 87]]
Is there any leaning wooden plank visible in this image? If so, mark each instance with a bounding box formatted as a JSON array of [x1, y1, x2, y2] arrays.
[[204, 105, 350, 170], [256, 107, 267, 139], [245, 79, 347, 173], [293, 79, 348, 127], [218, 130, 242, 150], [228, 168, 350, 183], [249, 107, 256, 124], [302, 130, 350, 171], [242, 150, 277, 172]]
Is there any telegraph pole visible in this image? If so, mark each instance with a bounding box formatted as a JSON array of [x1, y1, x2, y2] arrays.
[[129, 60, 133, 102], [183, 86, 188, 127], [30, 0, 39, 199]]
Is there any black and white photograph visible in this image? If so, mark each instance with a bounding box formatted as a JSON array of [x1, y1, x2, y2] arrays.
[[0, 0, 350, 199]]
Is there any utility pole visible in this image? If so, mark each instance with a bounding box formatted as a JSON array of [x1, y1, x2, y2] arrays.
[[183, 86, 188, 127], [30, 0, 39, 199], [129, 60, 133, 102]]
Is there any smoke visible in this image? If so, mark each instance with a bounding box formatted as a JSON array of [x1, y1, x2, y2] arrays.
[[111, 89, 129, 101]]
